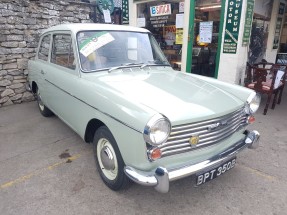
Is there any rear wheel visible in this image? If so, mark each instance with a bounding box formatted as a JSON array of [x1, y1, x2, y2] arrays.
[[36, 87, 53, 117], [93, 126, 131, 191]]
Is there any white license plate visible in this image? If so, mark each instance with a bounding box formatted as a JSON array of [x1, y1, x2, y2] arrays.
[[196, 158, 236, 186]]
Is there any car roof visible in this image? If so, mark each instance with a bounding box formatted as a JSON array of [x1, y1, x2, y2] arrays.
[[41, 23, 150, 35]]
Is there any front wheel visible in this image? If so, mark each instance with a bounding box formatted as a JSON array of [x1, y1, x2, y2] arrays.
[[36, 87, 53, 117], [93, 126, 131, 191]]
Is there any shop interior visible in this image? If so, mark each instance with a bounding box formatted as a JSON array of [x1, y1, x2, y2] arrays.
[[192, 1, 222, 77], [137, 0, 184, 70], [137, 1, 222, 77]]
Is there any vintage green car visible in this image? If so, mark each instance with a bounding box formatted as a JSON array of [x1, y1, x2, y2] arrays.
[[28, 23, 261, 193]]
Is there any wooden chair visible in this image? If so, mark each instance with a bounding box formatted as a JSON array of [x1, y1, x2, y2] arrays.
[[245, 62, 286, 115]]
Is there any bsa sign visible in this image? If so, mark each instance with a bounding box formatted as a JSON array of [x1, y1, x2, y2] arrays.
[[150, 4, 171, 17]]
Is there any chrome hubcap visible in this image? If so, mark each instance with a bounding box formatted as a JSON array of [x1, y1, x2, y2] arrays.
[[97, 138, 118, 180], [100, 146, 115, 170]]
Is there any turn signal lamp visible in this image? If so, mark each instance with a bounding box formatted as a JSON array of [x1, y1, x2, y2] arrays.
[[248, 116, 256, 124], [148, 147, 162, 161]]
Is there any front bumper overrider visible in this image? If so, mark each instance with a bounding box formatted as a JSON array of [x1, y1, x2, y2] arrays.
[[124, 130, 260, 193]]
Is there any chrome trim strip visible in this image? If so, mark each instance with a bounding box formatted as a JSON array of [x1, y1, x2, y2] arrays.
[[44, 79, 141, 133], [171, 108, 243, 132]]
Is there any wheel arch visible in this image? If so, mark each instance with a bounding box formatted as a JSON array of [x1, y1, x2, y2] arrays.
[[31, 81, 38, 94], [84, 118, 106, 143]]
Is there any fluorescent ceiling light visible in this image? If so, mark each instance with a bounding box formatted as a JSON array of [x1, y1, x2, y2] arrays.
[[196, 5, 221, 10]]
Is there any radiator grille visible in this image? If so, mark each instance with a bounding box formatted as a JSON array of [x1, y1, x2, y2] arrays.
[[159, 107, 248, 157]]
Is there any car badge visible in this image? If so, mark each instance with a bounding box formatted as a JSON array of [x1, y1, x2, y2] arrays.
[[189, 136, 199, 146], [207, 120, 229, 131], [207, 123, 220, 131]]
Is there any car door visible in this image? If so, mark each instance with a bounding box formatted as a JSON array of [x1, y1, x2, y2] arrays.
[[43, 31, 82, 131], [32, 33, 52, 106]]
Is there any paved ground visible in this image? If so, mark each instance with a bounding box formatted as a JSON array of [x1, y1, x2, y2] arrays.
[[0, 88, 287, 215]]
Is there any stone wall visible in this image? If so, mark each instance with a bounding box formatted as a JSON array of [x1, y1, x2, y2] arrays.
[[0, 0, 94, 107]]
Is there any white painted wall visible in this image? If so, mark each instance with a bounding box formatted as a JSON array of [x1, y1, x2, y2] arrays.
[[217, 0, 249, 84]]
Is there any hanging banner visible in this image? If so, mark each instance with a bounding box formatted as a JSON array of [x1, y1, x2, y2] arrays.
[[223, 0, 243, 54], [122, 0, 129, 24], [242, 0, 254, 46]]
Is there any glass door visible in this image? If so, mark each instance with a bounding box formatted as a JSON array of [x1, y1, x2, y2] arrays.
[[191, 0, 223, 77]]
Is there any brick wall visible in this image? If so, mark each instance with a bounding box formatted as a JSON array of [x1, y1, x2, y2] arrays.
[[0, 0, 94, 107]]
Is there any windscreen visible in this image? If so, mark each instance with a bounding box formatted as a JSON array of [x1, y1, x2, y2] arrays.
[[77, 31, 169, 72]]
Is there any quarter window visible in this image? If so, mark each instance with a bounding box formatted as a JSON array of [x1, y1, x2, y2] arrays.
[[51, 34, 75, 69], [38, 34, 51, 61]]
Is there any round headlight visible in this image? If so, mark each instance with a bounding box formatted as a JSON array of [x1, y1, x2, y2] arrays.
[[247, 92, 261, 114], [143, 114, 171, 146]]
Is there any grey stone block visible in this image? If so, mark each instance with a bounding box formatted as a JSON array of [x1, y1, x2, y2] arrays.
[[0, 30, 10, 35], [0, 70, 8, 76], [9, 83, 24, 89], [1, 88, 14, 97], [8, 4, 23, 12], [7, 35, 24, 41], [0, 80, 11, 87], [0, 96, 9, 104], [0, 48, 11, 55], [10, 93, 22, 101], [1, 42, 19, 48], [14, 86, 26, 94], [19, 41, 27, 48], [0, 3, 8, 9], [10, 29, 23, 35], [15, 24, 28, 30], [23, 18, 36, 25], [4, 75, 13, 81], [2, 99, 13, 106], [22, 91, 34, 102], [3, 63, 18, 70]]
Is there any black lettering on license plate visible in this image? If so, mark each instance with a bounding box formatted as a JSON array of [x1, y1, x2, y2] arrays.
[[196, 158, 236, 186]]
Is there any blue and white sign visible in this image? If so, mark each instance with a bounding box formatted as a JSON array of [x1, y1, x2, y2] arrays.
[[150, 4, 171, 17]]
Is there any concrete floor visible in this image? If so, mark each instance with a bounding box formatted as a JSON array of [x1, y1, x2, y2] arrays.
[[0, 88, 287, 215]]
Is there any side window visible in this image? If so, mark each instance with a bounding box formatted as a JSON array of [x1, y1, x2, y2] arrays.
[[51, 34, 75, 69], [38, 34, 51, 61]]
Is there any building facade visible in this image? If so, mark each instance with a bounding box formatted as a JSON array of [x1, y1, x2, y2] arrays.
[[128, 0, 287, 85]]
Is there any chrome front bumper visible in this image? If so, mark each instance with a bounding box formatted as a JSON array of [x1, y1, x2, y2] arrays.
[[124, 130, 260, 193]]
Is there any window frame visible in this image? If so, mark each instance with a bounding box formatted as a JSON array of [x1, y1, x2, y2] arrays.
[[37, 33, 52, 62], [50, 33, 76, 70]]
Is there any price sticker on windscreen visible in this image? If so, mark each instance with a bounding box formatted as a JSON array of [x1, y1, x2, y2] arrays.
[[79, 32, 115, 57]]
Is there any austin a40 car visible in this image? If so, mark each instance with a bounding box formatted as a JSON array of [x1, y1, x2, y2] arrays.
[[28, 24, 260, 193]]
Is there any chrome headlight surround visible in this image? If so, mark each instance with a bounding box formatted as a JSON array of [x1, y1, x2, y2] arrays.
[[143, 114, 171, 146], [246, 92, 261, 114]]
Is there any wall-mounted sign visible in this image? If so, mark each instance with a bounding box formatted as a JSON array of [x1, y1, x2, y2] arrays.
[[199, 21, 213, 43], [223, 0, 243, 54], [150, 4, 171, 17], [122, 0, 129, 24], [242, 0, 254, 46]]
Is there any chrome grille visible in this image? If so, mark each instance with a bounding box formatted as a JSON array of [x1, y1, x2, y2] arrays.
[[160, 107, 248, 157]]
